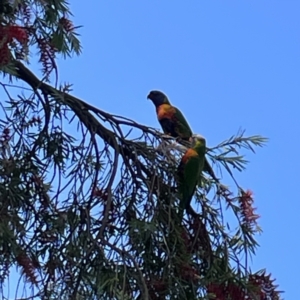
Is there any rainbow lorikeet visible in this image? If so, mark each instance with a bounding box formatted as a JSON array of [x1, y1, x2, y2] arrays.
[[147, 90, 217, 181], [147, 90, 192, 140], [177, 134, 206, 212], [177, 135, 212, 268], [178, 134, 213, 268]]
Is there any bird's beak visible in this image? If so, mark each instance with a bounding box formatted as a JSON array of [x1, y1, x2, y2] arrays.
[[147, 93, 151, 99]]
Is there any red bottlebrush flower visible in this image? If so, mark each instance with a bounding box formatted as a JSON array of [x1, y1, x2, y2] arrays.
[[37, 37, 57, 74], [59, 17, 74, 33], [249, 271, 281, 300], [238, 189, 260, 227], [147, 276, 168, 299], [151, 278, 167, 293], [0, 43, 10, 65], [180, 264, 200, 284], [92, 188, 108, 201], [181, 228, 190, 245], [16, 253, 38, 286], [0, 24, 28, 65], [7, 25, 28, 44], [207, 283, 226, 300], [0, 24, 28, 45], [227, 282, 245, 299], [207, 282, 245, 300]]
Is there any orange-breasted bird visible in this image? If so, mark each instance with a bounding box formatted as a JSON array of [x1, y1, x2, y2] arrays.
[[147, 90, 218, 182], [147, 90, 192, 140], [177, 134, 206, 212]]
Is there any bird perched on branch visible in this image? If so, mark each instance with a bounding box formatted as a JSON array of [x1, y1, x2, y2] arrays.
[[147, 90, 192, 141], [177, 134, 213, 268], [147, 90, 218, 182], [177, 134, 206, 215]]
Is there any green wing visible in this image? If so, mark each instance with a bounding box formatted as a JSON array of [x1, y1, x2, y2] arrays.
[[178, 155, 201, 211], [177, 139, 206, 216], [173, 107, 193, 140]]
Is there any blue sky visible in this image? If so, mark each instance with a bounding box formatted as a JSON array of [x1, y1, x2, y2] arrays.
[[3, 1, 300, 298]]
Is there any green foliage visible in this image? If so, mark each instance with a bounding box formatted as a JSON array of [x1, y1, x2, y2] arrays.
[[0, 0, 81, 78]]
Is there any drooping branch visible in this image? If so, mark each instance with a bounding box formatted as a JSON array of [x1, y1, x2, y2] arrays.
[[11, 59, 180, 241], [12, 61, 185, 193], [14, 60, 117, 145], [0, 59, 280, 300]]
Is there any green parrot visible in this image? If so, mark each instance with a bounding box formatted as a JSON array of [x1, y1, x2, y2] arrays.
[[177, 134, 206, 213], [147, 90, 218, 182], [177, 134, 213, 267], [175, 134, 214, 275]]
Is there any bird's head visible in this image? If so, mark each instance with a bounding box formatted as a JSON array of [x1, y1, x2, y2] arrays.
[[147, 90, 170, 107], [190, 134, 206, 147]]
